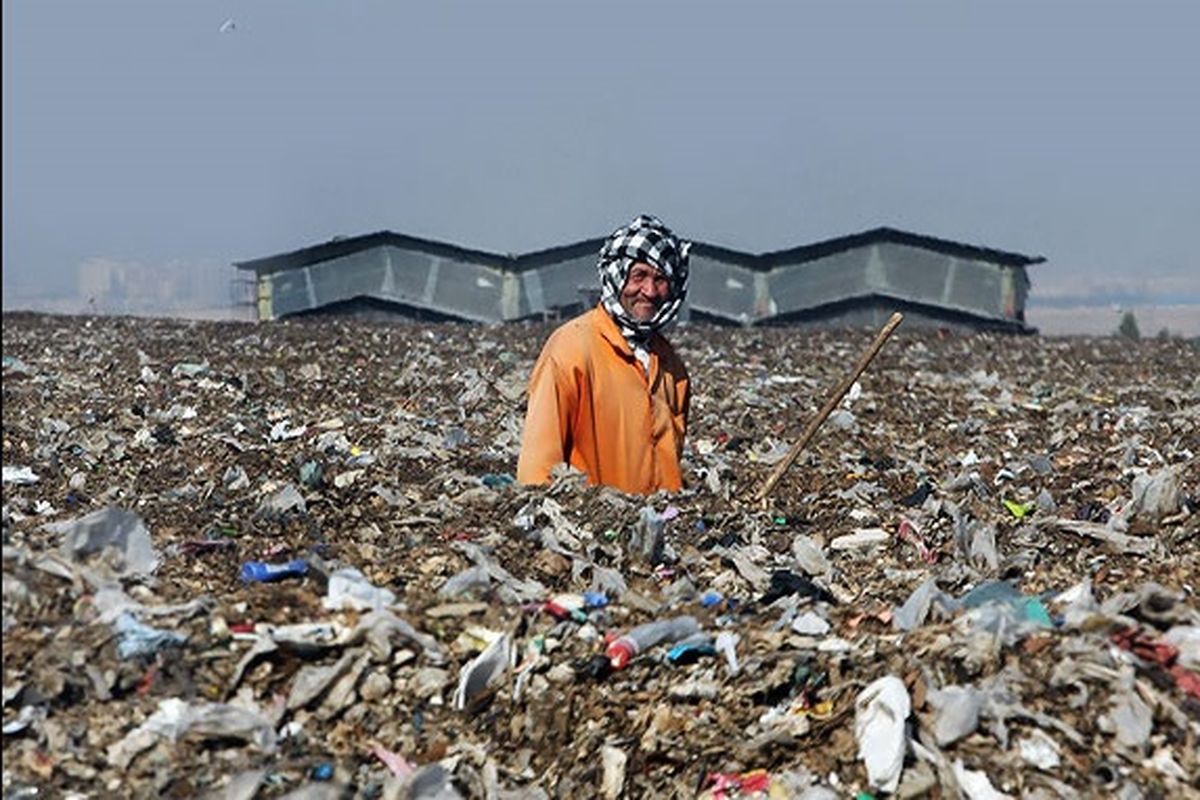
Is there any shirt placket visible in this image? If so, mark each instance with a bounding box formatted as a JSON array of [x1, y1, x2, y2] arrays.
[[646, 350, 663, 487]]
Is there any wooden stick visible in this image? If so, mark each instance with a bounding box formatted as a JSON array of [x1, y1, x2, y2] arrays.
[[755, 311, 904, 503]]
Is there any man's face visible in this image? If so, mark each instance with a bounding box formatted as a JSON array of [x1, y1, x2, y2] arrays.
[[619, 261, 671, 322]]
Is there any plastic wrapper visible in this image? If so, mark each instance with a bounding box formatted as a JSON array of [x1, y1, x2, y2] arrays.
[[854, 676, 910, 793]]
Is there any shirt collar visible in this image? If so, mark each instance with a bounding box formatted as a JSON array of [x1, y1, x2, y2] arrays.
[[593, 304, 634, 357]]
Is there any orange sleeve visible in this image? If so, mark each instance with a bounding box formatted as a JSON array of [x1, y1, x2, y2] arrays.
[[516, 349, 575, 485]]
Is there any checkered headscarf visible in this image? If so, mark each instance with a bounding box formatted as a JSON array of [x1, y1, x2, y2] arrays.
[[597, 214, 691, 340]]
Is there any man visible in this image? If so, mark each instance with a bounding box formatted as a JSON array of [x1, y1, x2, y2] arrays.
[[517, 214, 692, 495]]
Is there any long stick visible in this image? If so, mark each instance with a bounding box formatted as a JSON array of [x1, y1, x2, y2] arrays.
[[755, 311, 904, 503]]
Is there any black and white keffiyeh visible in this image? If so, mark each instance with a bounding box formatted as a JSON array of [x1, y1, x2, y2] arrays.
[[596, 214, 691, 342]]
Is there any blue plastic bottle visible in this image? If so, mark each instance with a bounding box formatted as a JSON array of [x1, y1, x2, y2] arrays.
[[240, 559, 309, 583]]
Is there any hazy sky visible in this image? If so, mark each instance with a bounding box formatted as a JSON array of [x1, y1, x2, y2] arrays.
[[4, 1, 1198, 302]]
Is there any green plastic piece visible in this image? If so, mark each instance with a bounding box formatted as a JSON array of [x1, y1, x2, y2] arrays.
[[1003, 499, 1034, 518]]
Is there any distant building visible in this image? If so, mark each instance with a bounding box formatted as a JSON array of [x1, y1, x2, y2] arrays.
[[234, 227, 1042, 332], [78, 257, 232, 316]]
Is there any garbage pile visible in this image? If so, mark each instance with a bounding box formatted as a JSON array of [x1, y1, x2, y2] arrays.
[[3, 311, 1198, 798]]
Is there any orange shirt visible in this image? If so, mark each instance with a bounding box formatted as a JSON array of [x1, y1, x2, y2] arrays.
[[517, 306, 690, 494]]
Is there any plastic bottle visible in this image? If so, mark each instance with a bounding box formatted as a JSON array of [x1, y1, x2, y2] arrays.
[[605, 615, 700, 669], [240, 559, 309, 583], [666, 633, 717, 665]]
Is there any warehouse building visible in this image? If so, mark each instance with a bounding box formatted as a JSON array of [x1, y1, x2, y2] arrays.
[[234, 226, 1042, 332]]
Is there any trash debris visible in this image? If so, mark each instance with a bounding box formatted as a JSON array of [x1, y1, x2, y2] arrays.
[[2, 466, 39, 485], [790, 611, 831, 636], [1129, 466, 1182, 519], [1102, 690, 1153, 751], [453, 631, 511, 709], [1002, 499, 1034, 518], [790, 534, 831, 576], [1049, 517, 1155, 555], [2, 313, 1195, 796], [899, 481, 933, 507], [703, 769, 773, 799], [666, 634, 717, 665], [480, 473, 515, 489], [953, 759, 1013, 800], [1016, 729, 1062, 771], [369, 742, 415, 779], [44, 507, 160, 578], [605, 615, 700, 670], [286, 651, 358, 711], [112, 612, 188, 659], [599, 745, 627, 799], [259, 482, 307, 516], [240, 559, 310, 583], [926, 684, 985, 746], [629, 505, 669, 565], [760, 570, 836, 606], [714, 631, 740, 675], [893, 578, 956, 631], [854, 676, 910, 793], [299, 460, 324, 488], [322, 567, 397, 611], [829, 527, 890, 552], [107, 698, 277, 770], [1110, 626, 1200, 700]]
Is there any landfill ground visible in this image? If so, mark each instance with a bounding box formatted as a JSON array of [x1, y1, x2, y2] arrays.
[[2, 311, 1198, 800]]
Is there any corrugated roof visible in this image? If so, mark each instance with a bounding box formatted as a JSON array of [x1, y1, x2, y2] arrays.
[[760, 227, 1045, 268], [234, 231, 507, 273], [512, 238, 605, 271], [689, 242, 763, 268], [235, 226, 1044, 273]]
